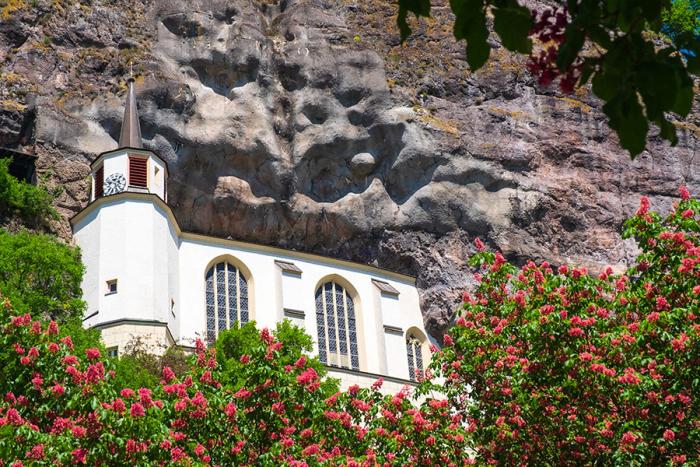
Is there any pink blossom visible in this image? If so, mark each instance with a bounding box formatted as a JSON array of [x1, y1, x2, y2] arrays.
[[234, 388, 251, 399], [85, 348, 100, 360], [637, 196, 650, 215], [6, 408, 23, 425], [112, 398, 126, 413], [663, 429, 675, 441], [680, 185, 691, 200], [296, 367, 319, 386], [130, 402, 145, 417], [294, 356, 307, 368], [474, 237, 486, 251], [301, 444, 319, 456], [72, 448, 87, 464], [63, 355, 78, 365], [579, 352, 593, 362], [27, 444, 44, 460], [224, 402, 236, 418], [162, 366, 176, 382], [620, 431, 638, 444]]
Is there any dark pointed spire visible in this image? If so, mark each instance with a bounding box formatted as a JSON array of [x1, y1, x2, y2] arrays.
[[118, 76, 143, 149]]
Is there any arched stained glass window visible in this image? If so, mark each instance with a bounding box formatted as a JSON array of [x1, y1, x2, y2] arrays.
[[206, 262, 249, 345], [315, 282, 359, 370], [406, 333, 424, 382]]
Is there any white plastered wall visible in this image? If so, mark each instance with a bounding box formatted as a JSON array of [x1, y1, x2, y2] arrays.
[[177, 237, 427, 379], [73, 197, 179, 353]]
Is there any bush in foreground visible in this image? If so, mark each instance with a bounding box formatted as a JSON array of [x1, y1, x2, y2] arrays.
[[0, 307, 466, 464], [426, 187, 699, 464]]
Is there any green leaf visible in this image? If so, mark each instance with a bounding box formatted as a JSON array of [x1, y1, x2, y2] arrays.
[[636, 61, 678, 120], [672, 71, 694, 117], [687, 55, 700, 75], [592, 71, 619, 101], [397, 0, 432, 41], [493, 4, 533, 54], [603, 91, 650, 157], [557, 26, 585, 70], [452, 0, 490, 70], [657, 116, 679, 146]]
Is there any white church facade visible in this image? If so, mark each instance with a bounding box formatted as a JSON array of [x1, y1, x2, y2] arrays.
[[70, 79, 431, 392]]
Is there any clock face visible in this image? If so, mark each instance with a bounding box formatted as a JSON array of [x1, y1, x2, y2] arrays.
[[103, 173, 127, 196]]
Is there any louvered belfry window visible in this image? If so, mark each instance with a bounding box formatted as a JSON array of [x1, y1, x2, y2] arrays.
[[205, 262, 249, 345], [316, 282, 359, 370], [406, 334, 424, 382], [94, 166, 104, 198], [128, 156, 148, 188]]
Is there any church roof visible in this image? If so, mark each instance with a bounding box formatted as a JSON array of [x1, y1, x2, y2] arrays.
[[118, 77, 143, 149]]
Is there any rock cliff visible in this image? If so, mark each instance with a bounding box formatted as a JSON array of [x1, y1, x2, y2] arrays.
[[1, 0, 699, 338]]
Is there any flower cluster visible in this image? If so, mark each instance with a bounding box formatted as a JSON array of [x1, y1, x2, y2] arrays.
[[427, 187, 700, 464], [0, 299, 467, 464]]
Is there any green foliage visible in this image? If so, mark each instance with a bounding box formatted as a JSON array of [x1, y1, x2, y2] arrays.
[[0, 158, 58, 227], [662, 0, 700, 40], [0, 316, 102, 395], [425, 187, 700, 463], [397, 0, 700, 157], [111, 336, 190, 390], [57, 318, 103, 358], [0, 229, 85, 321], [216, 320, 338, 394], [0, 299, 468, 464]]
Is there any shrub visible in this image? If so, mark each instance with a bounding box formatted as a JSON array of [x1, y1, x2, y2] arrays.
[[426, 186, 699, 464], [0, 300, 467, 464], [111, 336, 190, 390], [0, 229, 85, 321], [0, 158, 58, 228], [663, 0, 700, 43]]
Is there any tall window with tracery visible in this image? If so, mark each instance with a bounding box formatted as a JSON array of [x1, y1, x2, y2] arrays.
[[315, 282, 359, 370], [205, 261, 249, 345], [406, 334, 424, 381]]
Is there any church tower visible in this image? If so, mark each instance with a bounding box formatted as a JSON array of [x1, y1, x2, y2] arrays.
[[72, 77, 178, 356]]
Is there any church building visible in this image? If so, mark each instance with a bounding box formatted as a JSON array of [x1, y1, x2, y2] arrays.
[[70, 78, 431, 392]]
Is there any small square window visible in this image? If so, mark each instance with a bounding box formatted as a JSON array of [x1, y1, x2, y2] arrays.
[[106, 279, 118, 295], [107, 346, 119, 358]]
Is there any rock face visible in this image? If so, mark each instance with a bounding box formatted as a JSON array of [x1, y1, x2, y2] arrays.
[[1, 0, 699, 338]]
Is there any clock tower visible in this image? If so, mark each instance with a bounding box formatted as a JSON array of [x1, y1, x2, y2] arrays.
[[89, 77, 168, 202], [73, 76, 178, 356]]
